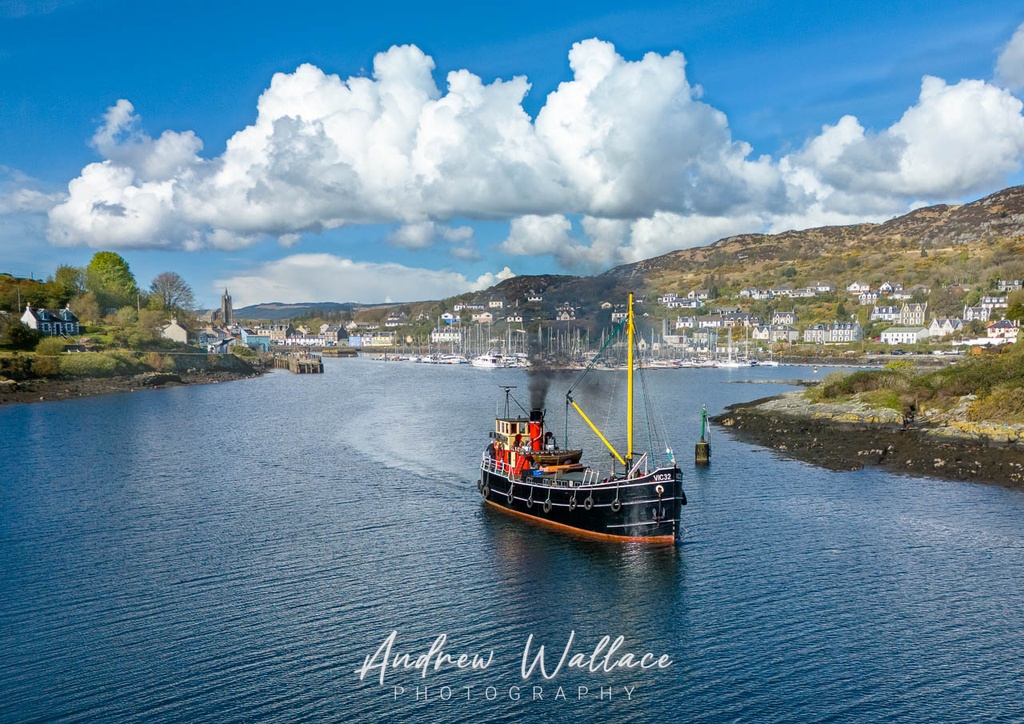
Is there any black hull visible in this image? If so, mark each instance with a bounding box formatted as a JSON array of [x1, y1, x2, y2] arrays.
[[478, 464, 686, 542]]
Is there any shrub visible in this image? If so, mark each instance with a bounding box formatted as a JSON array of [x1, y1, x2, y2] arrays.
[[968, 384, 1024, 424], [56, 351, 142, 378], [35, 337, 67, 356]]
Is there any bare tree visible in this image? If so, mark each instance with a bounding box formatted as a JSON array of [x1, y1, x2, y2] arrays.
[[150, 272, 195, 311]]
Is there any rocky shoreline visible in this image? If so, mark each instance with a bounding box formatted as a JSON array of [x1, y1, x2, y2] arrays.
[[713, 390, 1024, 490], [0, 368, 264, 406]]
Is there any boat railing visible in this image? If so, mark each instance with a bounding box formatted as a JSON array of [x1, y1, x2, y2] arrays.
[[581, 468, 599, 486], [480, 455, 514, 478], [628, 452, 649, 479]]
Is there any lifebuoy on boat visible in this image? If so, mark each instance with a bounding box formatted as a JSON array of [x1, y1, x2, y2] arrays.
[[568, 495, 577, 511], [482, 484, 489, 498], [610, 498, 622, 513], [543, 498, 552, 513], [583, 496, 594, 511], [526, 493, 534, 508]]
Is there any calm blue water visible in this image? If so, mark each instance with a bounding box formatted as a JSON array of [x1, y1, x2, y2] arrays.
[[2, 358, 1023, 723]]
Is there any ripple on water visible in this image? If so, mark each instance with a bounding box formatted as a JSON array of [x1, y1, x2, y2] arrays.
[[1, 361, 1023, 722]]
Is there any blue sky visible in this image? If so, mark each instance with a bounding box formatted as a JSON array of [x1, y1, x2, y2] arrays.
[[2, 0, 1024, 308]]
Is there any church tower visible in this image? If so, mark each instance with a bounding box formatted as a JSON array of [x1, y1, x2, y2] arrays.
[[221, 288, 233, 326]]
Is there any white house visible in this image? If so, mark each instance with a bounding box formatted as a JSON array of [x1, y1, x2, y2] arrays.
[[980, 295, 1008, 313], [847, 282, 871, 294], [880, 327, 929, 345], [160, 318, 188, 344], [21, 304, 80, 337], [962, 306, 990, 323], [430, 327, 462, 344], [928, 318, 964, 338], [828, 322, 863, 343], [870, 305, 900, 322], [987, 319, 1020, 343]]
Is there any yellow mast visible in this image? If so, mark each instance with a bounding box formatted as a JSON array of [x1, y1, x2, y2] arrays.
[[568, 398, 626, 466], [565, 292, 635, 472], [626, 292, 634, 466]]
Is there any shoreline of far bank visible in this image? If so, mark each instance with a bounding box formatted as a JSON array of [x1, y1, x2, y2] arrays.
[[0, 368, 265, 406], [712, 390, 1024, 490]]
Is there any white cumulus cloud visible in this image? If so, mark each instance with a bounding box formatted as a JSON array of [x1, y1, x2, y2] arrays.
[[32, 33, 1024, 269], [215, 253, 514, 306], [997, 22, 1024, 92], [776, 76, 1024, 229]]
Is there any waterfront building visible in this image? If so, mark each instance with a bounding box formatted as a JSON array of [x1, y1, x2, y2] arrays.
[[987, 319, 1020, 343], [772, 311, 797, 326], [929, 318, 964, 338], [803, 324, 827, 344], [871, 305, 900, 322], [963, 306, 991, 322], [880, 327, 929, 345], [828, 321, 863, 343], [160, 318, 188, 344], [20, 304, 80, 336], [240, 328, 270, 352], [899, 303, 928, 326]]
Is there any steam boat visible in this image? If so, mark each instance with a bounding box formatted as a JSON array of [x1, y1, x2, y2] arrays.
[[477, 294, 686, 542]]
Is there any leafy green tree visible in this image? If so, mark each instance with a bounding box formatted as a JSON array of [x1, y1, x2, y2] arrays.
[[86, 252, 139, 311], [69, 291, 101, 324], [52, 265, 85, 300], [929, 285, 964, 319]]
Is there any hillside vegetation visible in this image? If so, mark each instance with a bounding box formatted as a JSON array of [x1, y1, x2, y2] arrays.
[[809, 344, 1024, 424], [613, 186, 1024, 298]]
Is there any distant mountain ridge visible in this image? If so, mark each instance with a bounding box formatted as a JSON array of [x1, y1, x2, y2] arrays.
[[236, 186, 1024, 319], [233, 301, 360, 321]]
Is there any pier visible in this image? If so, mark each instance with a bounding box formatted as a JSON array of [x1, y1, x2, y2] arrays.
[[272, 353, 324, 374]]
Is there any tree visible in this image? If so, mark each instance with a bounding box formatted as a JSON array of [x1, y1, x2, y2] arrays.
[[928, 285, 964, 319], [86, 252, 139, 311], [69, 291, 101, 324], [0, 319, 40, 350], [149, 272, 195, 311], [52, 265, 85, 299]]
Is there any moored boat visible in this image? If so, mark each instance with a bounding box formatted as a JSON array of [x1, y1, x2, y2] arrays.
[[477, 294, 686, 542]]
